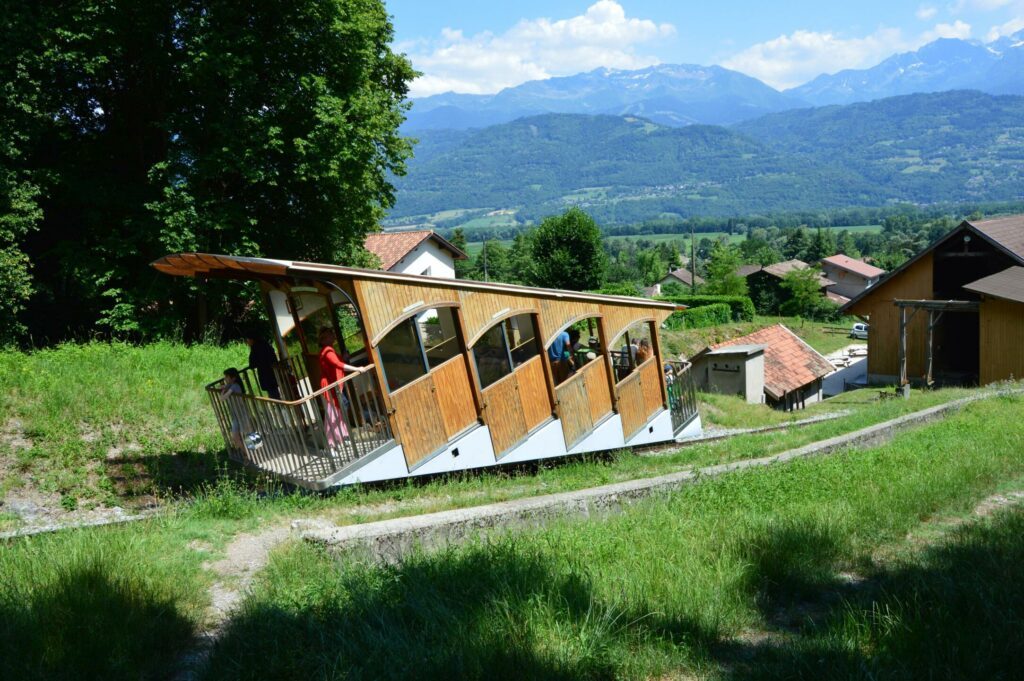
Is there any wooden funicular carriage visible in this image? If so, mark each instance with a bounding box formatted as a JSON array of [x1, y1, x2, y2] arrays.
[[153, 253, 702, 489]]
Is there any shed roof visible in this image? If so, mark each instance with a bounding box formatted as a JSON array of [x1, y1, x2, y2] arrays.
[[705, 344, 766, 357], [364, 230, 467, 271], [963, 266, 1024, 304], [735, 264, 762, 278], [704, 324, 833, 399], [821, 253, 885, 278]]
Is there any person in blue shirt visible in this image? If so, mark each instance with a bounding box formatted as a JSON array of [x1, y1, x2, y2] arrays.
[[548, 330, 571, 383]]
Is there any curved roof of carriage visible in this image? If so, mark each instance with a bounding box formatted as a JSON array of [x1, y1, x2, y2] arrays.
[[151, 252, 680, 310]]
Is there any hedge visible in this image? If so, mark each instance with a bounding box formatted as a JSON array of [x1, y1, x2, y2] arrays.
[[656, 294, 755, 322], [665, 303, 731, 330]]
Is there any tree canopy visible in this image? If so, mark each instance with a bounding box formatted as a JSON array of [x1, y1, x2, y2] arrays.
[[530, 208, 607, 291], [1, 0, 415, 343]]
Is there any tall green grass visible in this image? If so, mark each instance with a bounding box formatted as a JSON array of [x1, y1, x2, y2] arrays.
[[0, 515, 215, 681], [0, 341, 243, 505], [204, 394, 1024, 680]]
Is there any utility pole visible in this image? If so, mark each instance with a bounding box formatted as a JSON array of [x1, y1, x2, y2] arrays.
[[483, 240, 489, 282], [689, 223, 697, 294]]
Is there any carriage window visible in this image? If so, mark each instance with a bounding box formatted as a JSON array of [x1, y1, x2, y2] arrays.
[[506, 314, 540, 367], [611, 322, 654, 383], [378, 307, 462, 392], [549, 317, 603, 386], [471, 314, 540, 390], [473, 323, 510, 389], [419, 307, 460, 369]]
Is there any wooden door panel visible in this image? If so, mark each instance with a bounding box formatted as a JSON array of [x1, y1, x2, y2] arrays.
[[432, 356, 478, 439], [583, 361, 613, 425], [617, 371, 647, 440], [482, 374, 527, 456], [555, 375, 592, 448], [390, 376, 447, 467], [517, 356, 552, 432]]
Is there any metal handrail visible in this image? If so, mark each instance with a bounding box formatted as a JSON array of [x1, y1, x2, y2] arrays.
[[205, 360, 393, 487], [665, 359, 699, 434]]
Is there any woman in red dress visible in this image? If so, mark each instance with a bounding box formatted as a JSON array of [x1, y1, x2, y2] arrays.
[[318, 327, 366, 448]]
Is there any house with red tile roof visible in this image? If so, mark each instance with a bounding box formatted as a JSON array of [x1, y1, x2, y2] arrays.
[[820, 253, 885, 300], [691, 324, 834, 410], [364, 230, 468, 278]]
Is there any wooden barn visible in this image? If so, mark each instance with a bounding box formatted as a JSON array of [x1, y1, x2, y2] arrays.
[[152, 253, 702, 489], [842, 215, 1024, 386]]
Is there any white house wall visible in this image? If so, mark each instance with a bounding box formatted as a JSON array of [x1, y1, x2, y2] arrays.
[[390, 239, 456, 278]]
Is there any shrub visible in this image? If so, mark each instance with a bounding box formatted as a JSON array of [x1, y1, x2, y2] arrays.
[[666, 303, 731, 330], [656, 294, 755, 322]]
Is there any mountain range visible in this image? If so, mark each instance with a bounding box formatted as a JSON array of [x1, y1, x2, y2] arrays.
[[391, 90, 1024, 227], [405, 30, 1024, 130]]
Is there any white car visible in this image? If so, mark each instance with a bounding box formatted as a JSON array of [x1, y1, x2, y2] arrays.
[[850, 322, 869, 340]]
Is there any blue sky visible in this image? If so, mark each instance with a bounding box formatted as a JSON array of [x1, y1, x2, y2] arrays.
[[384, 0, 1024, 96]]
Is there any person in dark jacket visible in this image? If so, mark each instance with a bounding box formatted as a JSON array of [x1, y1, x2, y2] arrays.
[[244, 330, 281, 399]]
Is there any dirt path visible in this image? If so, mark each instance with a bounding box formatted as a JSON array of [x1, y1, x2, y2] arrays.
[[171, 518, 332, 681]]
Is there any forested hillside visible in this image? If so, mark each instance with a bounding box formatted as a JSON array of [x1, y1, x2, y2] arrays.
[[393, 91, 1024, 228]]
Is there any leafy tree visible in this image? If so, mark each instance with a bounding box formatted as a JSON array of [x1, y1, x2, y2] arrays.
[[783, 227, 809, 260], [506, 232, 536, 285], [805, 227, 837, 263], [474, 240, 511, 282], [2, 0, 415, 341], [660, 281, 688, 297], [779, 267, 827, 318], [636, 250, 667, 287], [836, 230, 859, 258], [529, 208, 606, 291], [703, 243, 748, 296], [449, 228, 474, 279]]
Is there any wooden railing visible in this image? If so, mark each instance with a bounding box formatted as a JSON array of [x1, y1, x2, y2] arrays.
[[665, 360, 699, 434], [205, 364, 393, 489]]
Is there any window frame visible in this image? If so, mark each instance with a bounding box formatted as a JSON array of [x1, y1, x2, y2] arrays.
[[376, 305, 464, 394]]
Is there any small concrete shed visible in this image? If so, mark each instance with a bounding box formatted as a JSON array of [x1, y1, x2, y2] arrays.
[[691, 344, 766, 404]]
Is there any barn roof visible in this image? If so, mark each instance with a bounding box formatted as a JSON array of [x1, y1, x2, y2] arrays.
[[841, 214, 1024, 313], [701, 323, 833, 400], [760, 259, 835, 287], [364, 230, 468, 271], [963, 266, 1024, 304]]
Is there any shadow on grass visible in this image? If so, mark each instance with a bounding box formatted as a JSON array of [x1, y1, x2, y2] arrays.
[[104, 449, 254, 501], [204, 543, 718, 681], [720, 509, 1024, 680], [0, 562, 194, 681]]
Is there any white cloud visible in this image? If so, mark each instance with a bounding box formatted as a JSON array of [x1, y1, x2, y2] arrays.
[[404, 1, 675, 97], [722, 21, 973, 90], [922, 19, 973, 40], [721, 28, 905, 90], [917, 5, 938, 20], [986, 15, 1024, 40]]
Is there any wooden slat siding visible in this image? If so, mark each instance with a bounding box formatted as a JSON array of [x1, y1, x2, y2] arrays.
[[980, 297, 1024, 384], [359, 279, 458, 345], [848, 253, 933, 378], [539, 299, 600, 346], [600, 305, 655, 347], [481, 372, 526, 455], [581, 359, 614, 425], [616, 369, 647, 439], [640, 359, 664, 417], [390, 375, 447, 467], [432, 355, 478, 440], [459, 290, 536, 344], [351, 280, 396, 433], [517, 356, 552, 431], [555, 375, 592, 448]]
